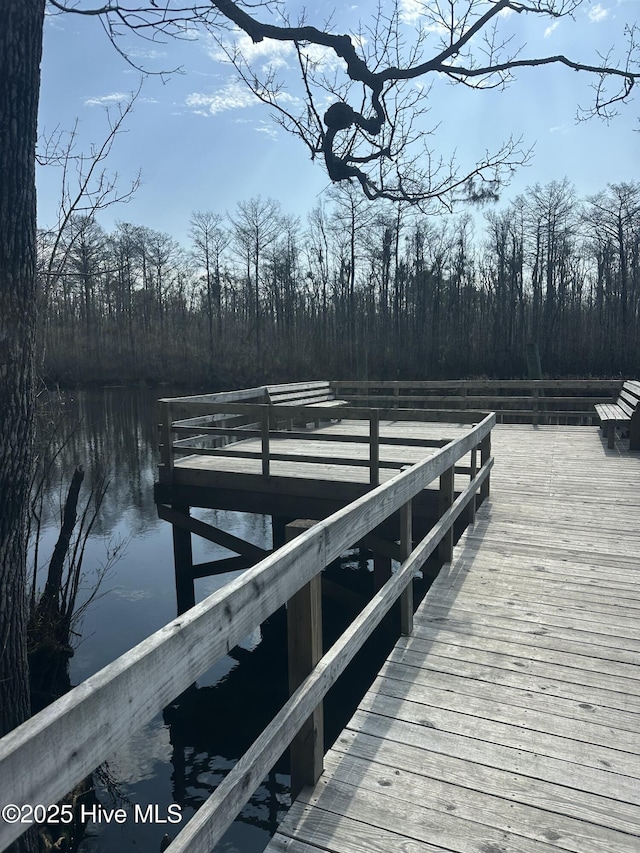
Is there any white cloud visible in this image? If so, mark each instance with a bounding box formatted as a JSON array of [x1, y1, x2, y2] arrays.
[[209, 29, 347, 77], [186, 81, 259, 115], [186, 80, 298, 117], [588, 4, 609, 22], [208, 31, 295, 69], [398, 0, 447, 33], [399, 0, 424, 25], [544, 21, 560, 37], [107, 719, 172, 784], [255, 123, 278, 141], [84, 92, 129, 107], [300, 42, 345, 74], [44, 11, 66, 31], [128, 47, 167, 62]]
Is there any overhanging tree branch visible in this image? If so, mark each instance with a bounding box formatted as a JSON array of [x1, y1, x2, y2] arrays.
[[45, 1, 639, 205], [204, 0, 639, 206]]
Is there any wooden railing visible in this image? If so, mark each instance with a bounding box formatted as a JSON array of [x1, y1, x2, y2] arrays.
[[159, 399, 486, 486], [332, 379, 622, 424], [0, 411, 495, 853]]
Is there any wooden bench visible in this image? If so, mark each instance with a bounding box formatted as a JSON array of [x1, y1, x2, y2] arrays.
[[595, 380, 640, 449], [267, 381, 348, 427]]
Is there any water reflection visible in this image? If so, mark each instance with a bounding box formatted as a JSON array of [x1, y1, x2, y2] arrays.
[[164, 612, 291, 842]]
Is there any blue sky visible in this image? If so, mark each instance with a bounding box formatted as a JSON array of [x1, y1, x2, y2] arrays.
[[37, 1, 638, 243]]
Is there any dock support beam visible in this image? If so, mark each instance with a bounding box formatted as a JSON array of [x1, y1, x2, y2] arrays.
[[272, 516, 292, 550], [171, 504, 195, 615], [286, 520, 324, 799], [480, 432, 491, 503], [373, 553, 392, 593], [468, 447, 477, 525], [400, 501, 413, 636], [438, 466, 455, 564]]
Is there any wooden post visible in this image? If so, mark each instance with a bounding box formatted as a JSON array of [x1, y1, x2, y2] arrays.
[[630, 410, 640, 451], [261, 405, 270, 479], [526, 342, 543, 425], [373, 552, 394, 641], [533, 387, 540, 425], [369, 408, 380, 487], [468, 446, 477, 524], [480, 432, 491, 502], [438, 466, 454, 564], [268, 401, 277, 432], [526, 341, 543, 379], [171, 504, 195, 615], [373, 553, 392, 593], [400, 500, 413, 636], [286, 520, 323, 799], [271, 516, 289, 550], [159, 401, 174, 483]]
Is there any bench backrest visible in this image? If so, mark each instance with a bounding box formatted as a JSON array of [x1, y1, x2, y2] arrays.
[[619, 380, 640, 419], [267, 381, 334, 406]]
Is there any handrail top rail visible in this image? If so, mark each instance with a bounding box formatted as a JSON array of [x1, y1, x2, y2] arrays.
[[0, 412, 495, 851], [159, 385, 268, 405], [164, 401, 490, 424], [331, 378, 624, 389]]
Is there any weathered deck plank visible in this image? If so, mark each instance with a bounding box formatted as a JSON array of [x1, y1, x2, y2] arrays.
[[265, 425, 640, 853]]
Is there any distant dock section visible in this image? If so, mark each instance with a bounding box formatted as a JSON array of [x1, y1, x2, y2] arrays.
[[154, 381, 493, 612]]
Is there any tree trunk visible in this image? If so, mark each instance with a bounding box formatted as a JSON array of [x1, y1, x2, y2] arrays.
[[0, 0, 46, 748]]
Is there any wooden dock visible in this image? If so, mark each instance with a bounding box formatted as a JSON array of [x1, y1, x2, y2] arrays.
[[2, 382, 638, 853], [154, 391, 489, 612], [266, 424, 640, 853]]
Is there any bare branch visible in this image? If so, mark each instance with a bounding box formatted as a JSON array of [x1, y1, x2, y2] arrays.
[[47, 0, 640, 206], [39, 84, 142, 290]]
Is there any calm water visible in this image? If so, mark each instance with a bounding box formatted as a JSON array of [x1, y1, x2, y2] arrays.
[[31, 388, 290, 853]]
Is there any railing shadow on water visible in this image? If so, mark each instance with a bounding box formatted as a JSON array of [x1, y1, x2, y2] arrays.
[[0, 409, 495, 853]]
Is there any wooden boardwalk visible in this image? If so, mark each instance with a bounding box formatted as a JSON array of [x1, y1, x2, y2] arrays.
[[266, 424, 640, 853]]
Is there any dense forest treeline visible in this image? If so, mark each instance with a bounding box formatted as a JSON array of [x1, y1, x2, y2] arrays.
[[38, 178, 640, 387]]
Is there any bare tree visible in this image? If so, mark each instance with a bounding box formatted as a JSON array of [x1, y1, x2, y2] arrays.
[[327, 183, 376, 373], [483, 203, 525, 368], [230, 196, 282, 359], [190, 211, 229, 360], [522, 179, 579, 355], [305, 203, 333, 357], [585, 182, 640, 337], [38, 87, 141, 301]]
